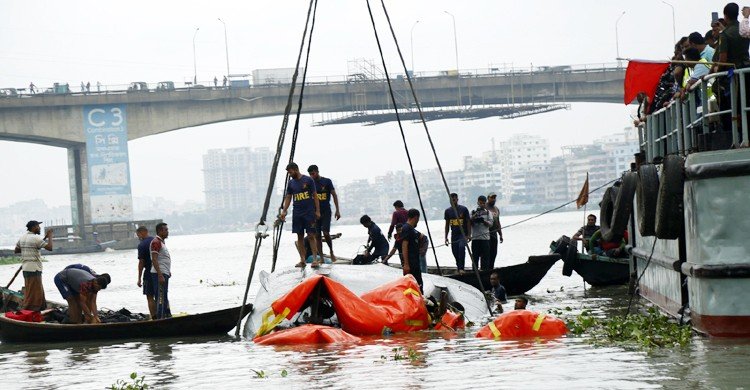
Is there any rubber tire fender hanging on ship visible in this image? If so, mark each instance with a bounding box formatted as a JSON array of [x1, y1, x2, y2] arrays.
[[562, 241, 578, 277], [599, 186, 620, 241], [602, 172, 637, 241], [636, 164, 659, 236], [655, 154, 685, 239]]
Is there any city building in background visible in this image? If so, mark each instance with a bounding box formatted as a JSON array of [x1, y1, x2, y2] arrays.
[[203, 147, 273, 213]]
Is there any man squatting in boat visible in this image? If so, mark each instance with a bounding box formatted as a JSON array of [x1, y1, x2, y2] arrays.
[[53, 264, 111, 324], [280, 162, 322, 268]]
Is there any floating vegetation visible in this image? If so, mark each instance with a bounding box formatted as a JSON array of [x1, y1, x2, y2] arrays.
[[109, 372, 149, 390], [559, 306, 692, 349], [251, 369, 289, 379], [199, 279, 237, 287], [0, 256, 46, 265], [380, 347, 424, 362]]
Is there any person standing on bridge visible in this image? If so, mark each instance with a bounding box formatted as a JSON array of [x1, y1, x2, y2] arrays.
[[14, 220, 53, 311], [223, 76, 228, 88], [280, 162, 321, 268], [213, 76, 218, 87], [29, 82, 35, 94], [307, 164, 340, 262]]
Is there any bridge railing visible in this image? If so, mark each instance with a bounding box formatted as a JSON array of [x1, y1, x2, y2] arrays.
[[641, 67, 749, 161], [1, 63, 625, 99]]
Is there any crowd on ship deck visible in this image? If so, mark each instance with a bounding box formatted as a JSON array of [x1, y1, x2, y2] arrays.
[[635, 2, 750, 145]]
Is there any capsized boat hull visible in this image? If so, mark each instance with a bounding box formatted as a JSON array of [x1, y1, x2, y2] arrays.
[[244, 263, 490, 337]]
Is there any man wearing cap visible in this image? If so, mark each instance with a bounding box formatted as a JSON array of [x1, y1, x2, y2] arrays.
[[486, 192, 504, 270], [53, 264, 110, 323], [280, 162, 321, 267], [307, 164, 340, 262], [14, 220, 53, 311]]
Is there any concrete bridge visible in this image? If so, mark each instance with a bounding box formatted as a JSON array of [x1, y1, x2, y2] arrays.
[[0, 63, 625, 230]]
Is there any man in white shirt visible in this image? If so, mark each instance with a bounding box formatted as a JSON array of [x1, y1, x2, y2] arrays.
[[14, 220, 53, 310]]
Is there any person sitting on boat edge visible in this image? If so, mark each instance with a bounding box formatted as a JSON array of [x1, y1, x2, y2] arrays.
[[387, 200, 408, 241], [400, 208, 424, 293], [280, 162, 322, 268], [572, 214, 600, 253], [307, 164, 341, 262], [53, 265, 110, 324], [514, 297, 528, 310], [383, 223, 404, 266], [359, 215, 389, 263], [487, 271, 507, 313], [136, 225, 156, 319], [589, 229, 629, 259]]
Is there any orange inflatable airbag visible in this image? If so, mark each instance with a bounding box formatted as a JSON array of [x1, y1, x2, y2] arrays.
[[254, 324, 361, 345], [476, 310, 568, 340], [434, 310, 465, 331], [260, 274, 429, 337]]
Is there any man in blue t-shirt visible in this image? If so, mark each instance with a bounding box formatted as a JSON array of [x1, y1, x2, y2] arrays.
[[281, 162, 321, 268], [401, 208, 424, 292], [444, 193, 471, 274], [359, 215, 389, 262], [136, 226, 155, 318], [308, 164, 341, 262]]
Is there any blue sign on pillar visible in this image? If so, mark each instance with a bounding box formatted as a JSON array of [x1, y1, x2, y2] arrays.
[[83, 105, 133, 223]]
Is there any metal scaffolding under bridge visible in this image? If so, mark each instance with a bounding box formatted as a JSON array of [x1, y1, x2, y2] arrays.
[[313, 102, 571, 126]]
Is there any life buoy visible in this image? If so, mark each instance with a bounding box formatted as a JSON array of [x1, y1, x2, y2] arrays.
[[562, 242, 578, 277], [599, 186, 619, 240], [603, 172, 637, 241], [636, 164, 659, 236], [655, 155, 685, 239]]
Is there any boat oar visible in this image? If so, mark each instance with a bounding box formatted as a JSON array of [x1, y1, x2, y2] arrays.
[[5, 266, 22, 289]]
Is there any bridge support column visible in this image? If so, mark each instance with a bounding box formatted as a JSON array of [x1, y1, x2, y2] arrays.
[[67, 145, 91, 234]]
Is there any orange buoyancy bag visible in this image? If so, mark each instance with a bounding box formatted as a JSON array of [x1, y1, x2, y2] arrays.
[[476, 310, 568, 340], [256, 274, 430, 337], [331, 275, 430, 335], [5, 310, 43, 323], [434, 310, 465, 331], [254, 324, 361, 345]]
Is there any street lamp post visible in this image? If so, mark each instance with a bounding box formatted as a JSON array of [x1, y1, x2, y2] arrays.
[[218, 18, 230, 80], [444, 11, 462, 108], [193, 27, 200, 85], [661, 1, 676, 44], [410, 20, 419, 76], [615, 11, 626, 68]]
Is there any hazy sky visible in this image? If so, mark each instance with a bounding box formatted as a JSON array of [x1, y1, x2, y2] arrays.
[[0, 0, 718, 209]]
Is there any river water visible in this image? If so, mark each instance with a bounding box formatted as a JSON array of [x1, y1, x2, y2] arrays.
[[1, 210, 748, 389]]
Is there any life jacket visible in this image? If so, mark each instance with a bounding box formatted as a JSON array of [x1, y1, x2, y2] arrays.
[[5, 310, 43, 323]]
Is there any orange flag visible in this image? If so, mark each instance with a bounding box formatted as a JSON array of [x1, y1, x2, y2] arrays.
[[576, 173, 589, 209]]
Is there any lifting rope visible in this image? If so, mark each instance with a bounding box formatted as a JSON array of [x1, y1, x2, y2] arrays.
[[363, 0, 445, 278], [271, 0, 319, 273], [236, 0, 318, 336], [369, 0, 494, 313]]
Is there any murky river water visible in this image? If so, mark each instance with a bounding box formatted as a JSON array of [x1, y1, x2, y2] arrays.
[[1, 211, 748, 389]]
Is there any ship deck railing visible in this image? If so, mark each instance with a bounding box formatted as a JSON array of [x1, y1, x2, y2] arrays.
[[640, 67, 750, 162]]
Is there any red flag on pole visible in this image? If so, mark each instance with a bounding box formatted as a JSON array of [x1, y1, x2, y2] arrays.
[[576, 173, 589, 209], [623, 60, 670, 105]]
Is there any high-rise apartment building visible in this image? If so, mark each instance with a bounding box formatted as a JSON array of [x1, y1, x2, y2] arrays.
[[202, 147, 273, 212]]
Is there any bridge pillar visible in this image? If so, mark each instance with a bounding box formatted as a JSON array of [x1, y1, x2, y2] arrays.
[[67, 146, 91, 234]]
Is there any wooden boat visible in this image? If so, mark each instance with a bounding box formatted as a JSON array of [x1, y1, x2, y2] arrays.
[[439, 255, 561, 295], [571, 253, 630, 287], [0, 287, 252, 343], [549, 236, 630, 287], [334, 254, 560, 296]]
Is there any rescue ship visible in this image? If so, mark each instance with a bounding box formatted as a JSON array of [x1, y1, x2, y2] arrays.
[[624, 64, 750, 337]]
